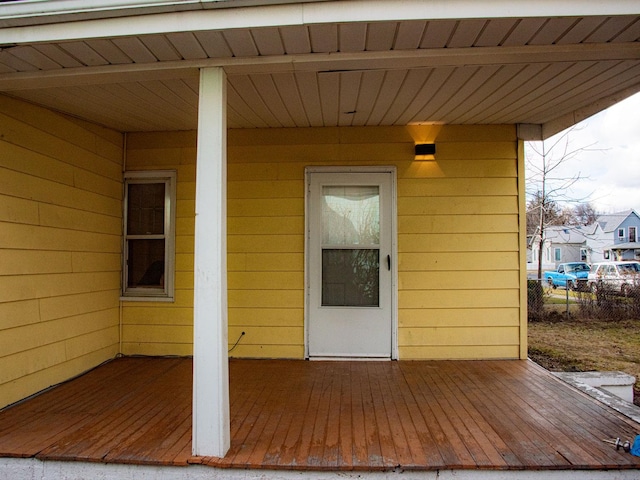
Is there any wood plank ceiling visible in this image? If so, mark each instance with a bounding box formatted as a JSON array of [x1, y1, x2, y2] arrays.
[[1, 15, 640, 133]]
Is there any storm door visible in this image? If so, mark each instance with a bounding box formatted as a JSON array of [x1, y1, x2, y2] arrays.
[[306, 168, 395, 358]]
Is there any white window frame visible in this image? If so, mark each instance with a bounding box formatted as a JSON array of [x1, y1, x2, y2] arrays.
[[618, 228, 625, 240], [121, 170, 177, 302], [554, 247, 561, 262]]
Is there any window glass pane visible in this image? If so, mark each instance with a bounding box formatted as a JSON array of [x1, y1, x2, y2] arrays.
[[322, 186, 379, 245], [322, 249, 379, 307], [127, 183, 165, 235], [127, 239, 165, 288]]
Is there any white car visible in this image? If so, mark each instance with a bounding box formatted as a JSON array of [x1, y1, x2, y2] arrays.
[[587, 261, 640, 295]]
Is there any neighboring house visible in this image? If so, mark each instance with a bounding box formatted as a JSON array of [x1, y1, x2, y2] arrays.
[[0, 0, 639, 459], [580, 220, 610, 264], [527, 225, 589, 276], [596, 210, 640, 261], [528, 211, 640, 273], [526, 229, 556, 278], [543, 225, 588, 267]]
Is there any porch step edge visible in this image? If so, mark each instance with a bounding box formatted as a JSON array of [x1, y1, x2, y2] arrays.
[[553, 371, 640, 423]]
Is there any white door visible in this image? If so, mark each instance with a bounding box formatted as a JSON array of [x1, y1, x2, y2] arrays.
[[306, 168, 395, 358]]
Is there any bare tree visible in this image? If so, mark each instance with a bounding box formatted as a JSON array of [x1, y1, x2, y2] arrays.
[[526, 126, 599, 282], [572, 202, 599, 226], [526, 191, 561, 236]]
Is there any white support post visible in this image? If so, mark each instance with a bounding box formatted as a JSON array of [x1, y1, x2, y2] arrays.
[[192, 66, 229, 458]]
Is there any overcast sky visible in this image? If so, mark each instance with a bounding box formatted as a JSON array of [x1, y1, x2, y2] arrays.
[[525, 91, 640, 215]]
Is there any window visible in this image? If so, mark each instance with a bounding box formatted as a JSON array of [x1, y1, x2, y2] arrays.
[[580, 248, 588, 261], [554, 248, 561, 262], [629, 226, 637, 243], [604, 250, 610, 260], [618, 228, 625, 240], [122, 171, 176, 300]]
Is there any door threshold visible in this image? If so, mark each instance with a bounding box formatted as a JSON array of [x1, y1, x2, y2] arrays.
[[308, 356, 391, 361]]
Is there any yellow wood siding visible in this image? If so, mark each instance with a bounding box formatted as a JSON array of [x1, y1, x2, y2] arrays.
[[0, 95, 123, 409], [398, 126, 521, 359], [124, 124, 523, 360], [122, 132, 197, 356]]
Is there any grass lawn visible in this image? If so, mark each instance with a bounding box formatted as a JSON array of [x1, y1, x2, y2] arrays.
[[528, 317, 640, 407]]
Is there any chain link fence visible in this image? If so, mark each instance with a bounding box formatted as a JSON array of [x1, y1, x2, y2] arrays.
[[528, 279, 640, 321]]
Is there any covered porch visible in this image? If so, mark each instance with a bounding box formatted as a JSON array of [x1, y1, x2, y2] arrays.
[[1, 357, 639, 476], [2, 1, 640, 472]]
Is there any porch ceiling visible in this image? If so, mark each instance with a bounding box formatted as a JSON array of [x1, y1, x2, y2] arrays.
[[0, 3, 639, 138]]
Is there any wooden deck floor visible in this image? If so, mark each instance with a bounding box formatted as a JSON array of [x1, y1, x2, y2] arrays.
[[0, 357, 639, 472]]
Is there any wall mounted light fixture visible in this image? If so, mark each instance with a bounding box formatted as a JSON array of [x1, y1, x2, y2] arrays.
[[415, 143, 436, 156]]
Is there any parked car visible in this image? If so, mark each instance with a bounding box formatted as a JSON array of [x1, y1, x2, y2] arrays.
[[587, 261, 640, 295], [544, 262, 590, 290]]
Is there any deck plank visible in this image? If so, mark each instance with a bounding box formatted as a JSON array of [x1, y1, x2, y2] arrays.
[[271, 364, 315, 468], [37, 359, 184, 463], [486, 361, 603, 467], [337, 363, 354, 467], [449, 361, 570, 468], [435, 364, 521, 468], [393, 365, 448, 468], [377, 363, 420, 468], [496, 361, 640, 467], [403, 363, 475, 468], [348, 362, 371, 468], [294, 362, 329, 467], [321, 363, 342, 469], [1, 357, 640, 472], [427, 364, 503, 468], [359, 362, 384, 469]]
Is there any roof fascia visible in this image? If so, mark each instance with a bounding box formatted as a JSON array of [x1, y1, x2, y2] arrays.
[[2, 0, 640, 44], [0, 0, 328, 27], [542, 86, 640, 139]]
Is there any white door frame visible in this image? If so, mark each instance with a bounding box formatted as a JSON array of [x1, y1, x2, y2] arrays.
[[304, 166, 398, 360]]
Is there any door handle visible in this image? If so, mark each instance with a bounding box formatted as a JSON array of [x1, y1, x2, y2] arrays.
[[387, 255, 391, 271]]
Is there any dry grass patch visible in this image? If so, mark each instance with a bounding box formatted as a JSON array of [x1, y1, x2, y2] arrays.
[[528, 317, 640, 407]]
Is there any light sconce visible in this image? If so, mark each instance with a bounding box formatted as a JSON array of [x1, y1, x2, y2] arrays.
[[415, 143, 436, 156]]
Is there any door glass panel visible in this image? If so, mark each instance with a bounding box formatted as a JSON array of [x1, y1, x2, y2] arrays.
[[322, 249, 379, 306], [322, 186, 379, 245], [321, 185, 381, 307]]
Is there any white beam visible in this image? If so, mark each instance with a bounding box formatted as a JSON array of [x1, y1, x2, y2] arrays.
[[1, 42, 639, 92], [192, 66, 229, 458], [517, 124, 542, 141]]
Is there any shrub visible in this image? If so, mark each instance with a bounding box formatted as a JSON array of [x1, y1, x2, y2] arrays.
[[575, 281, 640, 320], [528, 280, 546, 321]]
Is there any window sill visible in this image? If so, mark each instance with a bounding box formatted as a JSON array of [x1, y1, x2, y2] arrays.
[[120, 295, 175, 303]]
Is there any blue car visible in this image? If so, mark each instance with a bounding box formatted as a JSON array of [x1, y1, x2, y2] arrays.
[[544, 262, 591, 290]]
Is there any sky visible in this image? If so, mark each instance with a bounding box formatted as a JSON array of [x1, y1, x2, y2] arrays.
[[525, 91, 640, 215]]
